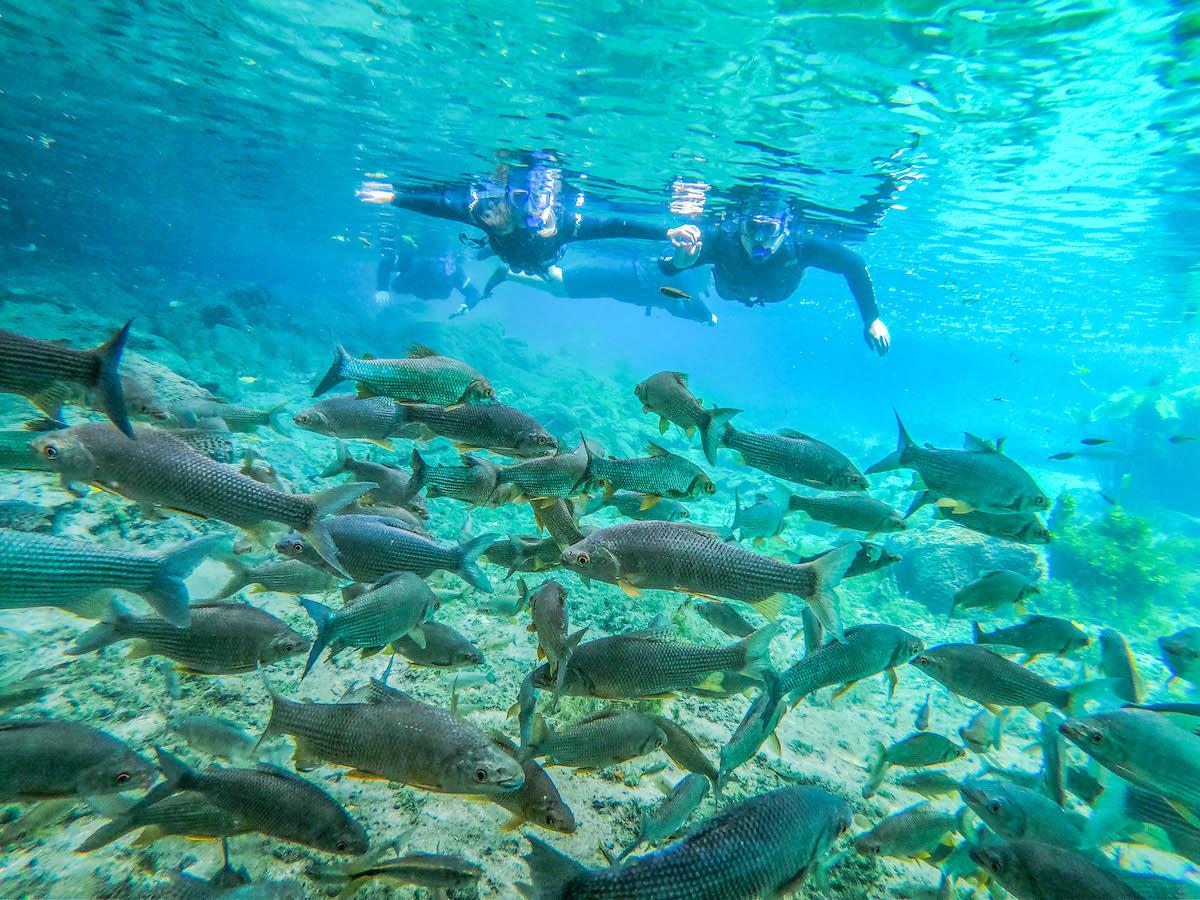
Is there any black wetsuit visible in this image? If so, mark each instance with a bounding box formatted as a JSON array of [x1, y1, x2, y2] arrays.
[[389, 182, 666, 275], [376, 250, 480, 307], [559, 251, 716, 324], [662, 221, 880, 325]]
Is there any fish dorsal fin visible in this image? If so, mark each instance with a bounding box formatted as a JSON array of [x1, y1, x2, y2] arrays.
[[406, 344, 438, 359], [669, 372, 689, 387], [574, 708, 627, 726], [253, 763, 312, 785], [778, 428, 810, 440], [366, 678, 418, 705], [361, 352, 377, 361], [644, 441, 674, 458], [488, 731, 520, 754], [963, 433, 999, 454]]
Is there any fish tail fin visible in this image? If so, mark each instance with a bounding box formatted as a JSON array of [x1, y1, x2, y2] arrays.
[[266, 401, 290, 435], [298, 596, 334, 679], [971, 622, 984, 644], [524, 836, 588, 900], [524, 713, 551, 759], [863, 740, 888, 797], [90, 319, 133, 437], [408, 448, 428, 496], [320, 441, 351, 478], [903, 491, 933, 519], [312, 344, 350, 397], [69, 599, 136, 655], [146, 534, 226, 626], [700, 407, 739, 465], [458, 532, 498, 593], [210, 554, 251, 601], [126, 746, 193, 815], [865, 409, 913, 475], [798, 542, 857, 643], [739, 623, 780, 677]]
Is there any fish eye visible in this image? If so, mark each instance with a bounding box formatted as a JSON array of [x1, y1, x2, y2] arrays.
[[42, 444, 59, 459], [988, 800, 1002, 814], [575, 553, 589, 566], [290, 540, 304, 553], [989, 859, 1002, 874], [1089, 730, 1103, 745], [284, 643, 295, 652], [917, 655, 929, 666], [704, 483, 715, 494], [116, 771, 131, 785], [336, 840, 347, 852], [296, 414, 310, 424], [544, 814, 555, 827], [474, 767, 488, 783]]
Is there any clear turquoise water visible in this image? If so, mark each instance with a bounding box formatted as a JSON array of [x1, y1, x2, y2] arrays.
[[0, 1, 1198, 896]]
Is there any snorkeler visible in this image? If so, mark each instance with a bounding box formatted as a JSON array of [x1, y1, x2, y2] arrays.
[[357, 153, 667, 281], [374, 240, 482, 317], [664, 193, 893, 355]]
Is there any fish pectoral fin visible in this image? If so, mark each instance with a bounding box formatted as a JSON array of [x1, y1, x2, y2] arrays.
[[129, 826, 165, 847], [767, 731, 783, 756], [365, 438, 393, 450], [683, 425, 696, 439], [752, 537, 765, 548], [1020, 653, 1040, 665], [125, 642, 153, 661], [454, 443, 482, 452], [407, 627, 427, 650], [500, 813, 526, 833], [686, 591, 720, 601], [1014, 601, 1027, 617], [658, 417, 670, 435], [983, 703, 1003, 716], [638, 494, 663, 511], [346, 769, 390, 782], [753, 594, 785, 621], [885, 667, 898, 700], [830, 680, 858, 701], [354, 385, 378, 399], [571, 767, 599, 776], [536, 647, 545, 660], [1167, 799, 1200, 829], [696, 672, 726, 692], [617, 578, 643, 598], [935, 498, 975, 514]]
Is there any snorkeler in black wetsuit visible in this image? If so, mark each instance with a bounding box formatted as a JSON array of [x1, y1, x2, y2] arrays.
[[663, 196, 893, 355], [374, 244, 481, 316], [358, 157, 666, 281]]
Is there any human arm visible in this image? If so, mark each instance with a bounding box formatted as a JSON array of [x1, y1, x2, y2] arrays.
[[356, 182, 474, 226], [799, 237, 890, 355]]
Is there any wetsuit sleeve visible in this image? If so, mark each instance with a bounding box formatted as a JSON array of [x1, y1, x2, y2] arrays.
[[389, 185, 474, 226], [799, 237, 880, 323], [452, 261, 483, 310], [573, 212, 667, 242], [376, 255, 396, 292]]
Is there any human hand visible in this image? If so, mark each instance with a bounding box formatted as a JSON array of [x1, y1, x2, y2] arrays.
[[667, 225, 702, 266], [372, 290, 391, 308], [357, 182, 396, 204], [865, 318, 891, 356]]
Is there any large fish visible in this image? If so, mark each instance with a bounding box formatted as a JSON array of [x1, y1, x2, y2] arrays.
[[78, 791, 250, 851], [584, 440, 713, 500], [633, 371, 739, 465], [292, 394, 424, 446], [0, 321, 132, 436], [70, 600, 309, 674], [497, 442, 590, 500], [560, 521, 857, 639], [0, 531, 222, 626], [968, 839, 1139, 899], [584, 490, 691, 522], [971, 616, 1090, 662], [777, 623, 924, 701], [867, 416, 1048, 515], [523, 709, 668, 770], [721, 425, 867, 490], [139, 748, 368, 855], [910, 643, 1077, 710], [530, 623, 776, 699], [169, 398, 286, 434], [276, 514, 495, 591], [524, 785, 851, 899], [404, 402, 556, 458], [313, 343, 494, 406], [31, 424, 373, 578], [392, 621, 484, 667], [263, 681, 523, 795], [0, 719, 155, 801], [1160, 627, 1200, 687], [910, 493, 1051, 544], [958, 777, 1085, 849], [321, 442, 420, 509]]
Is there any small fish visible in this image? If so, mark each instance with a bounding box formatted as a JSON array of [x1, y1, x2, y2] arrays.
[[718, 677, 787, 785], [584, 490, 691, 522], [170, 715, 258, 765], [313, 343, 494, 406], [408, 449, 504, 505], [972, 616, 1090, 662], [393, 621, 484, 668], [968, 840, 1139, 899], [617, 773, 709, 860], [867, 415, 1048, 515], [523, 578, 585, 693], [560, 522, 857, 639], [895, 771, 961, 798], [0, 719, 155, 801], [658, 286, 691, 300], [1169, 435, 1199, 445], [139, 747, 368, 855], [729, 490, 786, 545], [863, 732, 964, 798], [853, 802, 958, 860], [523, 708, 667, 770], [169, 398, 287, 434], [299, 572, 438, 677], [292, 394, 423, 445], [584, 440, 714, 501], [70, 600, 308, 675], [790, 542, 902, 579], [487, 733, 575, 834], [320, 441, 420, 509], [1048, 451, 1076, 460], [911, 644, 1078, 711], [1080, 437, 1111, 446], [654, 716, 718, 784], [923, 502, 1050, 545], [693, 599, 758, 639], [0, 798, 77, 847], [403, 402, 556, 458], [1160, 627, 1200, 686], [483, 533, 563, 576], [778, 623, 925, 702], [524, 786, 851, 898], [0, 321, 132, 435], [1099, 628, 1142, 703], [498, 441, 591, 500], [78, 791, 249, 851], [959, 708, 1004, 754], [914, 694, 932, 731], [787, 492, 907, 533], [1040, 716, 1065, 807], [336, 852, 483, 893], [0, 531, 223, 627], [276, 514, 495, 591], [262, 682, 524, 795], [532, 623, 776, 699], [633, 371, 739, 465], [0, 499, 63, 532], [950, 569, 1040, 618], [722, 425, 867, 490], [210, 555, 338, 600]]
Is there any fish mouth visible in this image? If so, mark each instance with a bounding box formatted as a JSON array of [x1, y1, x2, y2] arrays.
[[1057, 720, 1084, 740], [498, 772, 525, 790], [957, 782, 985, 808]]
